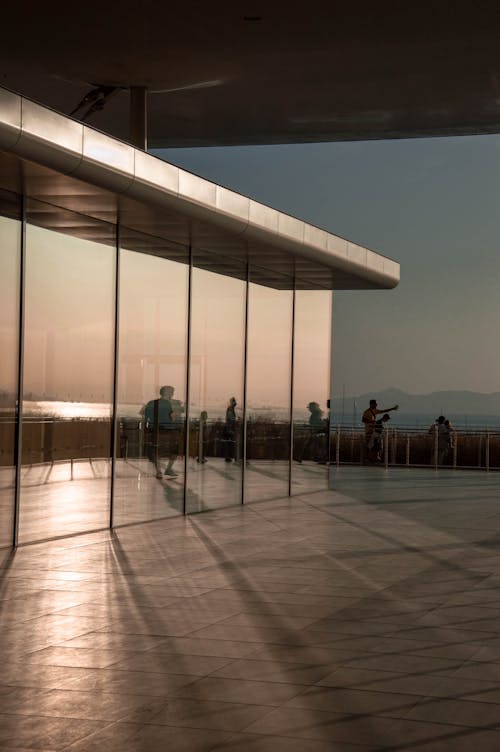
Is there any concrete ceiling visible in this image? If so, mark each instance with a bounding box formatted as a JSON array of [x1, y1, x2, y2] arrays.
[[3, 2, 500, 147]]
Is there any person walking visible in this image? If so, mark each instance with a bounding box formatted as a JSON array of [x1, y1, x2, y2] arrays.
[[143, 385, 181, 478]]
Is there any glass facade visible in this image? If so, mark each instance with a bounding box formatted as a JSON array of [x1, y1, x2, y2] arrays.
[[20, 214, 115, 543], [114, 244, 189, 526], [291, 289, 332, 493], [245, 276, 293, 503], [0, 196, 333, 547], [187, 256, 246, 513]]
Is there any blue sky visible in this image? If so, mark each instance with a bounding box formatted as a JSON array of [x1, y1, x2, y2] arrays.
[[153, 135, 500, 397]]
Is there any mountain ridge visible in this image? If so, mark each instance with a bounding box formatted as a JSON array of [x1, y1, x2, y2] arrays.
[[333, 388, 500, 417]]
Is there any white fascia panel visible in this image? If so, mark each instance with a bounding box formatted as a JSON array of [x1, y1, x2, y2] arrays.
[[75, 127, 135, 192], [0, 89, 21, 151], [18, 100, 83, 173], [0, 86, 400, 290]]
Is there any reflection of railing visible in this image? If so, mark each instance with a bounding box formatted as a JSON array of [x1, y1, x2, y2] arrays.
[[293, 422, 329, 463], [14, 418, 499, 473], [0, 417, 16, 466], [332, 424, 500, 470], [246, 420, 291, 461], [0, 415, 328, 468], [120, 418, 322, 463], [0, 417, 111, 467], [121, 418, 293, 462]]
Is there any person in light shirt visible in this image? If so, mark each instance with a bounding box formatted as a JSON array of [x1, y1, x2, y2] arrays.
[[362, 399, 398, 462]]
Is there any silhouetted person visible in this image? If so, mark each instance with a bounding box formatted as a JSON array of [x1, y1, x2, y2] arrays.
[[444, 420, 456, 460], [370, 413, 391, 462], [362, 399, 398, 463], [144, 385, 181, 478], [429, 415, 452, 464], [224, 397, 237, 462], [298, 401, 326, 462]]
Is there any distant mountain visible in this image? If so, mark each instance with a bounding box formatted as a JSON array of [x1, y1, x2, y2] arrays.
[[333, 388, 500, 422]]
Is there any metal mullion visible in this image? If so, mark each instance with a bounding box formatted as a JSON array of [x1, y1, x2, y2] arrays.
[[329, 291, 334, 466], [241, 263, 249, 504], [288, 285, 296, 497], [183, 246, 193, 516], [13, 197, 26, 547], [109, 223, 120, 529]]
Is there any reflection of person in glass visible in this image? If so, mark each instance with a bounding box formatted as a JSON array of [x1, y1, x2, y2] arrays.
[[298, 401, 326, 462], [224, 397, 237, 462], [309, 401, 327, 461], [144, 385, 181, 478]]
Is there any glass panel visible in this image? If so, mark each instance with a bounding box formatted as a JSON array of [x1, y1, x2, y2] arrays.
[[292, 289, 332, 493], [0, 215, 21, 548], [186, 257, 246, 513], [19, 215, 115, 543], [114, 243, 188, 525], [245, 276, 293, 503]]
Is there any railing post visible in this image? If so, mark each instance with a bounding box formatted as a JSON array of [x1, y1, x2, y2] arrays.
[[434, 424, 438, 469], [384, 424, 389, 468], [405, 433, 410, 466], [391, 428, 397, 465], [486, 432, 490, 472], [198, 413, 204, 463], [335, 424, 340, 467], [453, 432, 457, 468], [138, 420, 144, 462], [478, 434, 482, 468]]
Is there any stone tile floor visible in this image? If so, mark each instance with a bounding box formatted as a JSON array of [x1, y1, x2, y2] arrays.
[[1, 467, 500, 750]]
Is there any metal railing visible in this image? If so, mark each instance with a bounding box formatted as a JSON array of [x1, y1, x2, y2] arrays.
[[332, 424, 500, 471], [4, 417, 499, 487]]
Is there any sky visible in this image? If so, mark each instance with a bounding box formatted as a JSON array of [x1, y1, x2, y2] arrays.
[[153, 135, 500, 399]]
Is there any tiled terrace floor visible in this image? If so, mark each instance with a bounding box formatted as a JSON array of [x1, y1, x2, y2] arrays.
[[1, 467, 500, 750]]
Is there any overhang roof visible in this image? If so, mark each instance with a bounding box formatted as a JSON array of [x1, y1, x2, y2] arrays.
[[0, 88, 399, 291], [1, 3, 500, 146]]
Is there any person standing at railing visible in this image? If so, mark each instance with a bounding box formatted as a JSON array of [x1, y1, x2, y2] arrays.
[[429, 415, 452, 465], [371, 413, 391, 462], [362, 399, 399, 463], [224, 397, 238, 462], [444, 420, 455, 455]]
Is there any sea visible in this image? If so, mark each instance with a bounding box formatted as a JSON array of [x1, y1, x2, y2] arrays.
[[6, 402, 500, 431], [15, 400, 293, 423]]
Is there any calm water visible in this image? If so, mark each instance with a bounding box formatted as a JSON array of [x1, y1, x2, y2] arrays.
[[20, 401, 293, 422], [11, 402, 500, 431]]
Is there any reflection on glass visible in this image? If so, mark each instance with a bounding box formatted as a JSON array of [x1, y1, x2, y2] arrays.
[[114, 248, 188, 525], [292, 290, 332, 493], [187, 262, 245, 513], [0, 216, 20, 547], [19, 221, 115, 543], [245, 279, 292, 503]]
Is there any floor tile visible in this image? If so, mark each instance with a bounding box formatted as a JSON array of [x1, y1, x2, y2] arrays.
[[173, 676, 307, 705], [3, 469, 500, 750]]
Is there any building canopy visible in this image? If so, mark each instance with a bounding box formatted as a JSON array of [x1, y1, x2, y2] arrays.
[[0, 88, 399, 290]]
